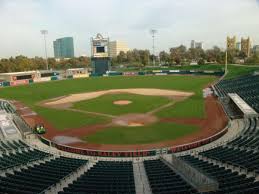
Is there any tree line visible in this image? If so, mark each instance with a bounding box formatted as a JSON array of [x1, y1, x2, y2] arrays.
[[112, 46, 259, 67], [1, 46, 259, 73], [0, 56, 90, 73]]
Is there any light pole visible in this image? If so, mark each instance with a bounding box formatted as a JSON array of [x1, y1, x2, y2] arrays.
[[150, 29, 157, 66], [40, 30, 49, 70], [225, 50, 228, 74]]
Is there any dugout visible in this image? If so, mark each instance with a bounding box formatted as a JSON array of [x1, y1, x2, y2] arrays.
[[227, 93, 258, 119]]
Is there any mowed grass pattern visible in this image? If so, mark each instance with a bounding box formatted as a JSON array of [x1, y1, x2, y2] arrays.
[[83, 122, 199, 144], [73, 94, 171, 116], [0, 76, 216, 131]]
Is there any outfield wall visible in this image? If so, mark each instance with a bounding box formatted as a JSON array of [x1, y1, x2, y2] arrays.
[[0, 69, 224, 88]]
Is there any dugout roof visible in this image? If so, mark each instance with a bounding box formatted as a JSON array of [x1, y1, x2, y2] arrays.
[[228, 93, 258, 118]]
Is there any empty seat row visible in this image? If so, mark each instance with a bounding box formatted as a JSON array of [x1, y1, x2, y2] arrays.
[[181, 155, 259, 194], [0, 156, 87, 194], [59, 161, 135, 194], [144, 159, 197, 194]]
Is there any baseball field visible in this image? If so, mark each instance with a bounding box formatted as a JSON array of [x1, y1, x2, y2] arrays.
[[0, 75, 228, 149]]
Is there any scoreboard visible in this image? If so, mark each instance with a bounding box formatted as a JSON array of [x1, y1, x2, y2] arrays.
[[91, 33, 109, 58]]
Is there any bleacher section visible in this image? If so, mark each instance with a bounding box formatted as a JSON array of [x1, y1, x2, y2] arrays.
[[0, 149, 50, 171], [0, 157, 87, 194], [215, 74, 259, 113], [0, 139, 29, 152], [59, 161, 135, 194], [0, 101, 15, 114], [181, 155, 259, 194], [144, 159, 197, 194], [199, 118, 259, 174]]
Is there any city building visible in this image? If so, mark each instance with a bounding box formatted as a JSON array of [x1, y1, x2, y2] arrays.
[[195, 42, 203, 49], [109, 41, 129, 57], [190, 40, 195, 49], [53, 37, 75, 58], [236, 42, 241, 51], [227, 36, 236, 50], [241, 37, 251, 57], [253, 45, 259, 54], [190, 40, 203, 49]]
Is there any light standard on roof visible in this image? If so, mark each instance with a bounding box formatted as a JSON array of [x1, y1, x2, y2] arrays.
[[40, 30, 49, 70], [150, 29, 157, 66]]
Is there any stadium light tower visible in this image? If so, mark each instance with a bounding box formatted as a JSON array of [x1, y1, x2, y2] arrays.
[[40, 30, 49, 70], [150, 29, 157, 66]]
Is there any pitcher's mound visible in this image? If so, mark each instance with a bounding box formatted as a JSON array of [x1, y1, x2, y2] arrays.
[[112, 114, 158, 127], [113, 100, 132, 105]]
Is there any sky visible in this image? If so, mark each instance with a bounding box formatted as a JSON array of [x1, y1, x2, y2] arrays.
[[1, 0, 259, 58]]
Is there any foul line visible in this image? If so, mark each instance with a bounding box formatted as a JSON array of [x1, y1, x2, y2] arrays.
[[67, 108, 116, 118]]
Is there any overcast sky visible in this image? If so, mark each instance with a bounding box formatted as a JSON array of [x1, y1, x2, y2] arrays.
[[1, 0, 259, 58]]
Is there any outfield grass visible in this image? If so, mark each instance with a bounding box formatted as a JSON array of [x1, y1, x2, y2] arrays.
[[83, 122, 199, 144], [156, 95, 205, 118], [73, 93, 171, 116], [225, 65, 259, 79], [0, 75, 215, 130]]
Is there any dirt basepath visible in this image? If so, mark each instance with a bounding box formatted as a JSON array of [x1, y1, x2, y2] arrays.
[[42, 88, 193, 108]]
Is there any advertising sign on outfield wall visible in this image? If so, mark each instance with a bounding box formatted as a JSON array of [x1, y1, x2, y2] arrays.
[[34, 77, 51, 83], [10, 79, 29, 86], [123, 72, 138, 76]]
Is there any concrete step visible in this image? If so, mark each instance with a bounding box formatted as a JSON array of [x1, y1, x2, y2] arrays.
[[133, 161, 152, 194]]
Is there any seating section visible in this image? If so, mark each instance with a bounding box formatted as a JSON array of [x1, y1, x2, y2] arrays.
[[0, 101, 15, 113], [0, 149, 50, 170], [0, 156, 87, 194], [215, 74, 259, 113], [59, 161, 135, 194], [181, 155, 259, 194], [144, 159, 197, 194], [201, 146, 259, 173], [0, 140, 29, 152], [199, 118, 259, 173]]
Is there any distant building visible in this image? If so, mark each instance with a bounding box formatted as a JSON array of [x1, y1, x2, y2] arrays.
[[195, 42, 203, 49], [253, 45, 259, 54], [191, 40, 195, 49], [53, 37, 74, 58], [109, 41, 129, 57], [190, 40, 203, 49], [236, 42, 241, 51], [227, 36, 236, 50], [241, 37, 251, 57]]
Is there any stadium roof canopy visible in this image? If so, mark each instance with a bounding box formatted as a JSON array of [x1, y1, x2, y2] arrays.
[[228, 93, 258, 118]]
